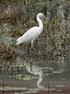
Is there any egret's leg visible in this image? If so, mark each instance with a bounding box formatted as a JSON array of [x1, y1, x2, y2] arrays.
[[31, 40, 34, 48]]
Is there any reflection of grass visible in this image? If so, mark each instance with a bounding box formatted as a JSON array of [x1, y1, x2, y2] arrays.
[[9, 74, 31, 80], [0, 87, 27, 91], [16, 74, 31, 80]]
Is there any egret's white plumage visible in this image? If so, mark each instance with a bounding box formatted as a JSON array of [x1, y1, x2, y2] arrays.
[[16, 13, 45, 47]]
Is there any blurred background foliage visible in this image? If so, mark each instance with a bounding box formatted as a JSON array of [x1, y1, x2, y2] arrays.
[[0, 0, 70, 79]]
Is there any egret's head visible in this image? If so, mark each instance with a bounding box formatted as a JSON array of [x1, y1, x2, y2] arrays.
[[37, 13, 45, 21]]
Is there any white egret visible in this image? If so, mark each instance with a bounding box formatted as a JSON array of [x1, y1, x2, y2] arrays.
[[16, 13, 45, 47]]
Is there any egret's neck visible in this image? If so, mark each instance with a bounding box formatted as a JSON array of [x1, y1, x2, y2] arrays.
[[36, 16, 43, 31]]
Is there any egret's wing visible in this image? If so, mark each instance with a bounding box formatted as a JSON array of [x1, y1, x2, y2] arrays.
[[16, 26, 39, 45], [22, 26, 39, 41]]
